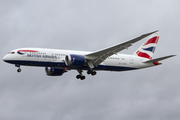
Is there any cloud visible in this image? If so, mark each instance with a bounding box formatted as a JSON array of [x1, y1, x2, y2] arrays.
[[0, 0, 179, 120]]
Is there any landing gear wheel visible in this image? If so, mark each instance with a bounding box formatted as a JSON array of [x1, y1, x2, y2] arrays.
[[80, 76, 85, 80], [76, 69, 86, 80], [76, 75, 81, 79], [87, 70, 97, 76], [87, 70, 91, 74], [91, 71, 97, 76], [76, 75, 86, 80], [17, 69, 21, 73]]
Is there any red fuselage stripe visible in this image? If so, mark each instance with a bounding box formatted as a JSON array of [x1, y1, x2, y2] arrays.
[[18, 50, 38, 52]]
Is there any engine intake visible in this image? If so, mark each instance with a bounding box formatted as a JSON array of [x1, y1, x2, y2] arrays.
[[45, 67, 65, 76], [65, 54, 85, 66]]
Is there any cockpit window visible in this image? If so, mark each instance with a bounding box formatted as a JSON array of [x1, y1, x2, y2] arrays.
[[8, 52, 15, 54]]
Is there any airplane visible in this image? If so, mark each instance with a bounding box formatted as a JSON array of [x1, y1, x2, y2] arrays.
[[3, 31, 175, 80]]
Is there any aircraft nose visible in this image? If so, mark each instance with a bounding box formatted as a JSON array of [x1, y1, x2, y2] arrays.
[[3, 55, 8, 62]]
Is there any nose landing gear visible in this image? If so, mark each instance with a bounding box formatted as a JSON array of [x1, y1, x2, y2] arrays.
[[15, 64, 21, 73], [17, 68, 21, 72]]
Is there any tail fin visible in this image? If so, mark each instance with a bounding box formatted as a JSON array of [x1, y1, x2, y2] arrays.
[[133, 32, 159, 60]]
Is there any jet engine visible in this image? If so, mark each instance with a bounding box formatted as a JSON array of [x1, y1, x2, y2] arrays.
[[45, 67, 65, 76], [65, 54, 85, 66]]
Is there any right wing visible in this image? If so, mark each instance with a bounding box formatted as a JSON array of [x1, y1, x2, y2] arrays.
[[85, 31, 158, 68]]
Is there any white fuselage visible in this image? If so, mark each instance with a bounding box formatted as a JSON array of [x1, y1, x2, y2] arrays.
[[3, 48, 155, 71]]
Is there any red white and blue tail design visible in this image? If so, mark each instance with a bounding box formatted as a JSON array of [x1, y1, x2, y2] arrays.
[[133, 32, 159, 60]]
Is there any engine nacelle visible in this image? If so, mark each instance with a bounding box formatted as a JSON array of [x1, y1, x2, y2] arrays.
[[65, 54, 85, 66], [45, 67, 65, 76]]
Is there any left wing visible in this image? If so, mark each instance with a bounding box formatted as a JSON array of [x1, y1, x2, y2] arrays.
[[85, 31, 158, 68]]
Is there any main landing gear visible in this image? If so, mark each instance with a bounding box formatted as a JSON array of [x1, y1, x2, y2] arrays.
[[15, 64, 21, 73], [76, 74, 85, 80], [76, 69, 97, 80], [87, 70, 97, 76], [76, 69, 86, 80]]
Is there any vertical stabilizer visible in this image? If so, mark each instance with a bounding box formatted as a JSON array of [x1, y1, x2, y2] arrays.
[[133, 32, 159, 60]]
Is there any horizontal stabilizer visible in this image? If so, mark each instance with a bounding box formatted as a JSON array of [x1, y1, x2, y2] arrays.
[[143, 55, 176, 63]]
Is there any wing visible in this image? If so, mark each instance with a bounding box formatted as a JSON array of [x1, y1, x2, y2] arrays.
[[85, 31, 158, 68]]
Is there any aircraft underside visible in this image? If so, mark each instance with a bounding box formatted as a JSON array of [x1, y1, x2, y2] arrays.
[[5, 60, 137, 71], [4, 60, 138, 80]]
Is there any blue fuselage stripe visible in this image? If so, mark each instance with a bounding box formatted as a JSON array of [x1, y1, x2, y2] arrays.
[[4, 60, 137, 71]]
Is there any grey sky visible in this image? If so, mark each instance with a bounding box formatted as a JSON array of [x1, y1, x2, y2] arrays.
[[0, 0, 179, 120]]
